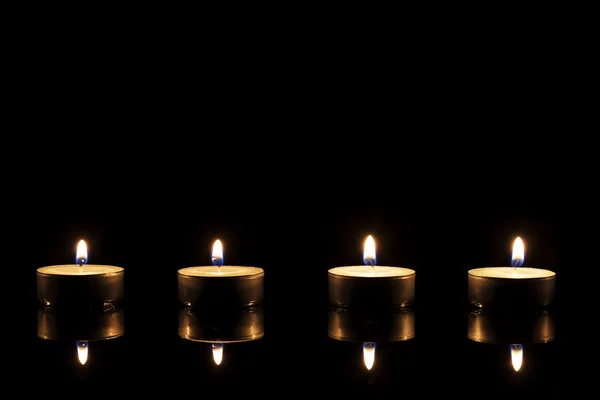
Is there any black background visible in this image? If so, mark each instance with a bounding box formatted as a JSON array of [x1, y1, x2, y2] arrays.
[[5, 7, 588, 397], [12, 145, 574, 396]]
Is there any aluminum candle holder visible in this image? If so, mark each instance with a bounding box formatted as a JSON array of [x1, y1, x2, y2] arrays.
[[36, 240, 124, 309]]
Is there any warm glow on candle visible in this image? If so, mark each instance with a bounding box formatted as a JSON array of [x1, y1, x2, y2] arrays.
[[76, 240, 88, 265], [363, 342, 375, 370], [212, 240, 224, 266], [77, 341, 89, 365], [212, 343, 224, 365], [363, 235, 376, 266], [511, 237, 524, 268], [510, 344, 523, 371]]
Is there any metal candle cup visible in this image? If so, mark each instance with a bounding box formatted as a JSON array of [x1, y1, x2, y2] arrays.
[[36, 240, 124, 309]]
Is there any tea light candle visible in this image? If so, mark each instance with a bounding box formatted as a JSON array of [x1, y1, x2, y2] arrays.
[[467, 237, 556, 310], [178, 239, 264, 308], [36, 240, 124, 308], [328, 235, 416, 309]]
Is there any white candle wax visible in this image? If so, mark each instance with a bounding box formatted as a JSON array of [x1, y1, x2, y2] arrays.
[[468, 267, 555, 279], [178, 266, 264, 277], [37, 265, 124, 275], [329, 265, 415, 278]]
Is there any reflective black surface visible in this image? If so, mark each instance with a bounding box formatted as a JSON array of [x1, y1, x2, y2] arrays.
[[11, 181, 573, 397], [11, 105, 575, 395], [20, 282, 566, 396]]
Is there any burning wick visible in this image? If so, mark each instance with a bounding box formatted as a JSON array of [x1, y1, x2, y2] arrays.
[[511, 237, 525, 270], [363, 235, 376, 269], [76, 239, 88, 270], [211, 239, 224, 269]]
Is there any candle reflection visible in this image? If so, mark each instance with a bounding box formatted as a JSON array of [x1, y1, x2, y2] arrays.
[[178, 306, 264, 367], [328, 307, 415, 371], [467, 308, 555, 372], [37, 305, 125, 365]]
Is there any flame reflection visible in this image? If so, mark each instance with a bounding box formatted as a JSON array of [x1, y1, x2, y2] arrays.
[[510, 344, 523, 371], [362, 342, 376, 370], [77, 340, 89, 365], [212, 343, 224, 365]]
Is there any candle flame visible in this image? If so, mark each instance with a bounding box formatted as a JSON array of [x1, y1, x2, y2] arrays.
[[211, 239, 224, 266], [76, 240, 88, 265], [212, 343, 224, 365], [363, 342, 376, 370], [510, 344, 523, 371], [363, 235, 376, 267], [511, 237, 525, 268], [77, 341, 89, 365]]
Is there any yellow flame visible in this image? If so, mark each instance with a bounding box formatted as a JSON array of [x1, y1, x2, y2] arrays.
[[363, 235, 376, 266], [511, 344, 523, 372], [212, 240, 223, 265], [212, 343, 224, 365], [511, 237, 525, 267], [76, 240, 87, 263], [77, 341, 89, 365], [363, 342, 375, 370]]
